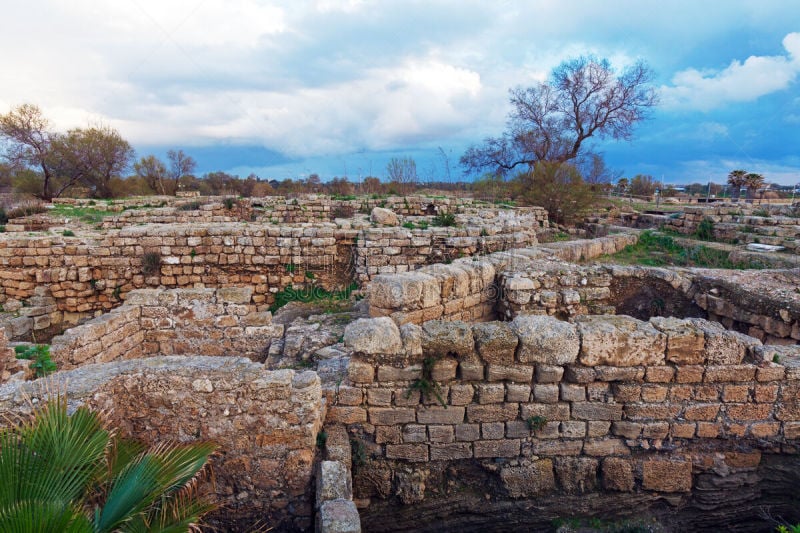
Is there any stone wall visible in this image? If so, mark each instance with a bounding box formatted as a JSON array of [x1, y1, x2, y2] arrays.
[[661, 206, 800, 253], [49, 287, 281, 370], [366, 233, 638, 325], [336, 315, 800, 528], [0, 356, 325, 531]]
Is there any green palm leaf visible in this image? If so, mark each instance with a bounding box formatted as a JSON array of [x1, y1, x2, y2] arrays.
[[0, 398, 217, 533]]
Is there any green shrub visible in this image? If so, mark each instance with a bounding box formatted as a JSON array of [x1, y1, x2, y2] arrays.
[[0, 208, 7, 224], [432, 212, 457, 227], [14, 344, 56, 377], [62, 230, 75, 237], [406, 356, 446, 407], [694, 217, 715, 240], [223, 197, 237, 210]]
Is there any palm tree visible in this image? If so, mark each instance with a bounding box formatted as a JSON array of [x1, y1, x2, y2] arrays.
[[744, 172, 765, 203], [0, 398, 216, 532], [727, 169, 747, 201]]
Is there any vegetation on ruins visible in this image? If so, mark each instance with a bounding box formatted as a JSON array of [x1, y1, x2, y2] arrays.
[[515, 161, 597, 224], [602, 230, 768, 269], [0, 398, 216, 532], [14, 344, 56, 377], [268, 282, 359, 313], [694, 217, 715, 241], [406, 356, 447, 408], [431, 212, 457, 227]]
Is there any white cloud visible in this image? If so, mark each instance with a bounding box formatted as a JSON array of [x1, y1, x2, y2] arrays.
[[660, 32, 800, 111]]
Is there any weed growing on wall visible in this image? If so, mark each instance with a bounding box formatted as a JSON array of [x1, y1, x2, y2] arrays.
[[406, 356, 447, 408], [14, 344, 56, 377]]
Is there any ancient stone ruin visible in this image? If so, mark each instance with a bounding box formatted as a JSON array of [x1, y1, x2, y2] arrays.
[[0, 194, 798, 531]]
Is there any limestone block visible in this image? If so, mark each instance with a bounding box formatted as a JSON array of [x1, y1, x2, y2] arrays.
[[317, 461, 353, 503], [421, 320, 474, 358], [318, 500, 361, 533], [650, 316, 705, 364], [642, 459, 692, 492], [368, 273, 440, 311], [500, 459, 555, 497], [577, 315, 666, 367], [344, 317, 403, 356], [689, 318, 760, 365], [512, 315, 579, 365], [370, 207, 399, 226], [602, 458, 634, 491], [473, 322, 518, 365], [554, 457, 598, 494], [217, 286, 253, 304]]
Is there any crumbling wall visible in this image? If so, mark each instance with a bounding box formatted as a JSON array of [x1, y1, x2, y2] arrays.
[[49, 287, 282, 369], [366, 234, 639, 324], [0, 356, 325, 531], [335, 315, 800, 529]]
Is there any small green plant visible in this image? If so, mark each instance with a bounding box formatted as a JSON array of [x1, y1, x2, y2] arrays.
[[316, 430, 328, 449], [141, 252, 162, 276], [305, 271, 315, 280], [350, 438, 367, 468], [402, 221, 415, 229], [0, 226, 6, 233], [223, 197, 237, 210], [284, 263, 296, 274], [87, 199, 96, 205], [112, 285, 122, 300], [15, 344, 57, 377], [406, 356, 447, 408], [479, 227, 489, 237], [432, 212, 457, 227], [777, 525, 800, 533], [62, 230, 75, 237], [527, 415, 547, 431], [190, 248, 197, 258], [0, 207, 7, 224], [753, 208, 770, 217], [694, 217, 715, 240], [773, 353, 781, 364]]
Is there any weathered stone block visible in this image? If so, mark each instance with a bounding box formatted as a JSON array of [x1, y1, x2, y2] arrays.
[[537, 365, 566, 383], [650, 316, 705, 365], [473, 322, 518, 365], [512, 315, 579, 365], [577, 315, 666, 367], [318, 500, 361, 533], [344, 317, 402, 356], [486, 364, 533, 383], [416, 406, 465, 425], [317, 461, 352, 503], [422, 320, 474, 358], [642, 459, 692, 492], [369, 408, 415, 425], [473, 439, 520, 458], [554, 457, 598, 494], [602, 458, 634, 491], [571, 402, 623, 421], [582, 438, 630, 456], [430, 443, 472, 460], [467, 403, 519, 423], [385, 444, 428, 462], [500, 459, 555, 497]]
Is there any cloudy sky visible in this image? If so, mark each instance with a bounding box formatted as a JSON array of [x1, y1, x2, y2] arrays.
[[2, 1, 800, 185]]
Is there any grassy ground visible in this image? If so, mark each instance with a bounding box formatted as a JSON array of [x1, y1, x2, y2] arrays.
[[49, 205, 118, 224], [596, 231, 770, 269]]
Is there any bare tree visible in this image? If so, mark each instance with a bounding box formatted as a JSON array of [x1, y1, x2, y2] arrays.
[[0, 104, 57, 199], [461, 56, 658, 176], [134, 155, 168, 195], [386, 157, 417, 193], [167, 149, 196, 195]]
